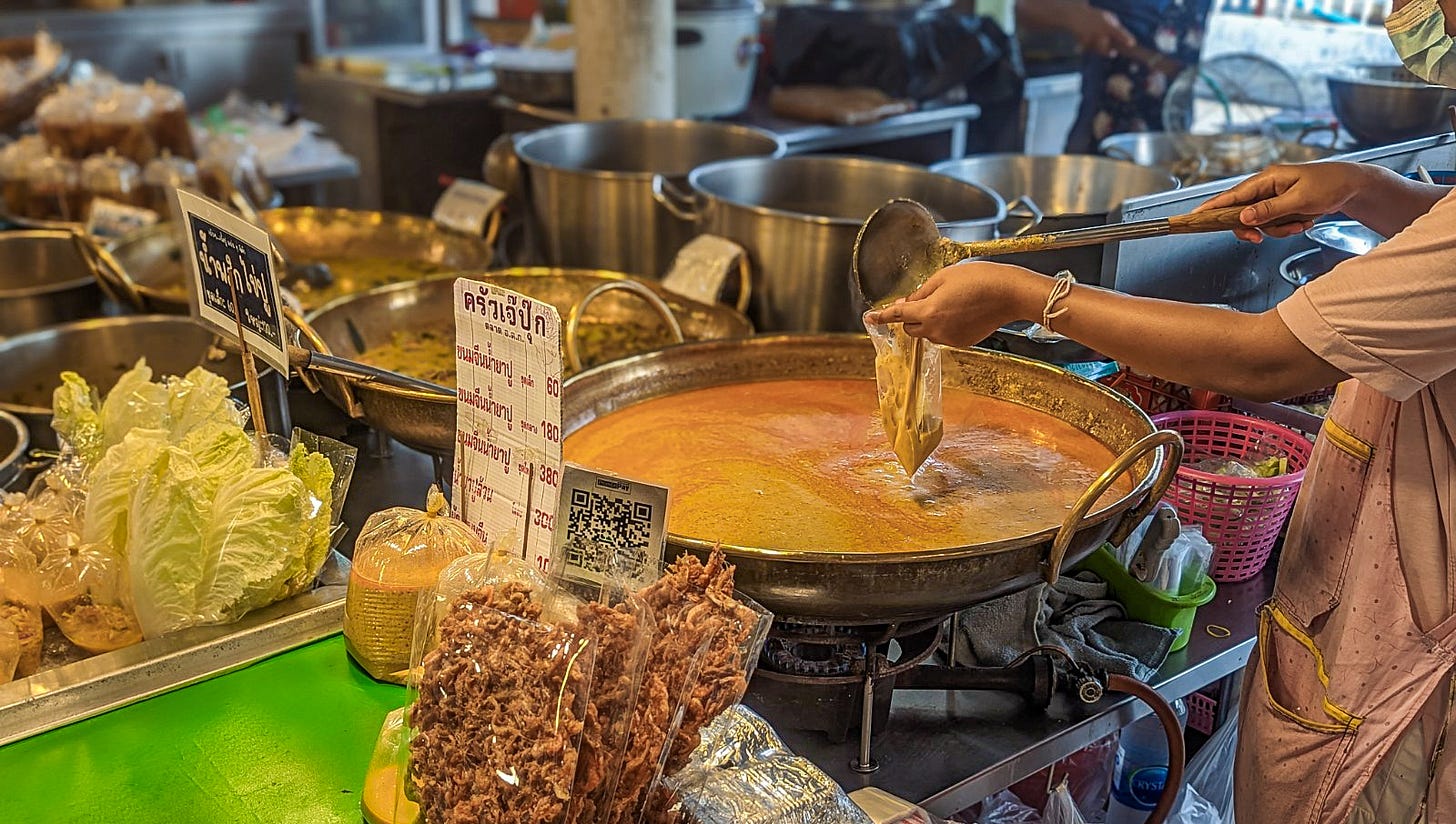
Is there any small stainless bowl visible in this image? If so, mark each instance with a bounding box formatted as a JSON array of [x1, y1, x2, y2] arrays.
[[1305, 220, 1384, 271], [0, 409, 29, 492]]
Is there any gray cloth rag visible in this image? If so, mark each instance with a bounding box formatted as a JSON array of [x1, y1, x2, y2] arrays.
[[952, 571, 1177, 682]]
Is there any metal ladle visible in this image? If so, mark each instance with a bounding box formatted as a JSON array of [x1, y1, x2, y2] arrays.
[[852, 198, 1296, 308]]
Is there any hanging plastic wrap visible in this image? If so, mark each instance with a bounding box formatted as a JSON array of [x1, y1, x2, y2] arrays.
[[866, 317, 943, 476], [1041, 779, 1090, 824], [37, 541, 142, 655], [0, 544, 42, 677], [344, 486, 486, 683]]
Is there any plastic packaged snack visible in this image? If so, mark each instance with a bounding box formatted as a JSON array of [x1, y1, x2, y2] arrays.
[[0, 618, 19, 685], [0, 545, 42, 677], [0, 134, 46, 214], [408, 577, 596, 824], [866, 316, 944, 476], [0, 485, 82, 566], [344, 485, 487, 683], [23, 149, 83, 221], [38, 542, 143, 655], [141, 150, 199, 214], [361, 708, 420, 824], [92, 85, 157, 164], [36, 85, 92, 159], [80, 149, 144, 210], [141, 80, 195, 159]]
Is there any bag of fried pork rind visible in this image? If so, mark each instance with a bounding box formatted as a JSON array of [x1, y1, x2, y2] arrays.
[[400, 550, 598, 824], [865, 315, 944, 476]]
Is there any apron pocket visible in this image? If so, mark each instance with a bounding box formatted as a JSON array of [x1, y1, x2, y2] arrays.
[[1237, 604, 1366, 822]]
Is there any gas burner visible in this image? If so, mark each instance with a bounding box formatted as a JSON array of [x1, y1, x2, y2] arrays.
[[745, 614, 1062, 775]]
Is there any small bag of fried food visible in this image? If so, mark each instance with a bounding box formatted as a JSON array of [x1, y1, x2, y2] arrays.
[[0, 542, 42, 677], [37, 541, 143, 656], [865, 314, 944, 476]]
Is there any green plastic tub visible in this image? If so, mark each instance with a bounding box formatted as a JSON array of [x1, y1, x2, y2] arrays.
[[1077, 545, 1217, 652]]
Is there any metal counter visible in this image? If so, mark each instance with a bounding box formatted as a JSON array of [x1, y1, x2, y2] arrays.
[[758, 568, 1273, 818]]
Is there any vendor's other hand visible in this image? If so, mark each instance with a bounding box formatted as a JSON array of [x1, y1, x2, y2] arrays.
[[1067, 3, 1136, 57], [1193, 161, 1373, 243], [864, 262, 1034, 349]]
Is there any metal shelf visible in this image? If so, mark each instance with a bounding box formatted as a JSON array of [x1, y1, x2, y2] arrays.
[[756, 568, 1274, 819]]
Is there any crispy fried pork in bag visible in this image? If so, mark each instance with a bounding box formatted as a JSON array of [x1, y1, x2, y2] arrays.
[[404, 552, 595, 824], [865, 315, 943, 476]]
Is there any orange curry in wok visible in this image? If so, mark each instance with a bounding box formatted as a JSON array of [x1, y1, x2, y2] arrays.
[[563, 378, 1130, 554]]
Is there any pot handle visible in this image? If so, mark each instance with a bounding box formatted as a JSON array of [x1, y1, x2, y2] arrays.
[[1041, 429, 1184, 585], [565, 280, 686, 375], [286, 304, 365, 418], [651, 174, 700, 223], [1001, 195, 1044, 238], [70, 230, 146, 311], [1102, 144, 1136, 163], [1295, 122, 1340, 149]]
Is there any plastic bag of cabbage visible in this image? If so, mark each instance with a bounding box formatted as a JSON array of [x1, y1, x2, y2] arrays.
[[52, 359, 341, 639]]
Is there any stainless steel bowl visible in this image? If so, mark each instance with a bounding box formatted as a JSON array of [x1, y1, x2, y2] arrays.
[[0, 230, 106, 337], [1328, 65, 1456, 147], [0, 315, 253, 452], [0, 409, 28, 492]]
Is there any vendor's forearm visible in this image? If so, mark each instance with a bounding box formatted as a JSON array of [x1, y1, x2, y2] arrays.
[[1343, 166, 1448, 237], [998, 271, 1347, 401]]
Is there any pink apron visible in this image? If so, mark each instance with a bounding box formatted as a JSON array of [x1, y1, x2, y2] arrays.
[[1235, 381, 1456, 823]]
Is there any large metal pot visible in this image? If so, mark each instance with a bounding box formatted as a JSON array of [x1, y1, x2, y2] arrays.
[[104, 209, 497, 315], [563, 335, 1180, 623], [1329, 65, 1456, 147], [930, 154, 1179, 284], [296, 268, 755, 456], [0, 316, 254, 452], [0, 230, 106, 337], [511, 120, 783, 278], [656, 155, 1009, 332]]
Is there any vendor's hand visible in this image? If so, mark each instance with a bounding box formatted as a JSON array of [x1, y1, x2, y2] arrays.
[[1066, 3, 1136, 57], [864, 262, 1039, 348], [1193, 161, 1377, 243]]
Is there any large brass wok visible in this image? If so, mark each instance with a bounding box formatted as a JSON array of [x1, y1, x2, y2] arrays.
[[295, 268, 754, 456], [103, 207, 497, 315], [563, 335, 1182, 624]]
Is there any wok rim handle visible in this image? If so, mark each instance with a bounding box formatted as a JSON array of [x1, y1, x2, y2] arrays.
[[1041, 429, 1184, 585], [286, 304, 365, 418], [564, 280, 686, 375]]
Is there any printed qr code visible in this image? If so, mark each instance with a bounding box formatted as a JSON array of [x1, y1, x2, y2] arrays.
[[563, 488, 654, 577]]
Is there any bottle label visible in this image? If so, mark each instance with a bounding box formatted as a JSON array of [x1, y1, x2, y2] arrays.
[[1112, 763, 1169, 811]]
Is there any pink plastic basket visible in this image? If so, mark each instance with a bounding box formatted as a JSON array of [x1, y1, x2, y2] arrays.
[[1151, 411, 1314, 583]]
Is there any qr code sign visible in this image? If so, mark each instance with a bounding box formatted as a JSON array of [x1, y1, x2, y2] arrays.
[[563, 487, 655, 578]]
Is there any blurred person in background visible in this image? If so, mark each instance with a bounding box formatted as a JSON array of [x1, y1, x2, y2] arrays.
[[1016, 0, 1214, 152]]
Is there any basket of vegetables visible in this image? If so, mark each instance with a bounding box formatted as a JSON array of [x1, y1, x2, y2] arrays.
[[1152, 410, 1314, 582]]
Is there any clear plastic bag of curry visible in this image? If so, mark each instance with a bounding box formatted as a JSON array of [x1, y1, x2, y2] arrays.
[[0, 543, 42, 678], [344, 485, 486, 683], [0, 618, 19, 685], [630, 549, 774, 824], [0, 461, 86, 565], [864, 315, 944, 476], [401, 551, 597, 824], [37, 541, 143, 656]]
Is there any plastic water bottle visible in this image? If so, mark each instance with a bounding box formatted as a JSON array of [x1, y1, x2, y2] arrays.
[[1107, 698, 1188, 824]]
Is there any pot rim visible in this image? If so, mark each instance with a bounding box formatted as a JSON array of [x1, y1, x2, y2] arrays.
[[0, 409, 27, 490], [928, 152, 1181, 219], [687, 154, 1009, 228], [0, 229, 98, 297], [513, 118, 785, 181], [0, 314, 256, 416], [563, 332, 1164, 565]]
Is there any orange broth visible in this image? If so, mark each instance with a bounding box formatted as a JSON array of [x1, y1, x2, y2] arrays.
[[563, 378, 1130, 553]]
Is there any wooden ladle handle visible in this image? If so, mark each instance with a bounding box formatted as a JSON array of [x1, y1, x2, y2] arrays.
[[1168, 205, 1321, 235]]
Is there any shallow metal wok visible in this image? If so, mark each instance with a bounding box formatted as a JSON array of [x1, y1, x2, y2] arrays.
[[103, 207, 499, 315], [562, 335, 1182, 624], [0, 315, 254, 452], [294, 268, 755, 456]]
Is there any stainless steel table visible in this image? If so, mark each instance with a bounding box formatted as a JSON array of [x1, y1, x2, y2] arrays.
[[756, 569, 1273, 818]]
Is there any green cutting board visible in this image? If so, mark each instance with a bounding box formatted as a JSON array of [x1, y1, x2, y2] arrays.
[[0, 635, 403, 823]]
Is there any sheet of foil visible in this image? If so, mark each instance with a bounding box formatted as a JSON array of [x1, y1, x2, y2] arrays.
[[670, 705, 873, 824]]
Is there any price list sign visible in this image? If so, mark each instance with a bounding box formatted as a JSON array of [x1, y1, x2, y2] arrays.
[[174, 188, 288, 376], [452, 278, 564, 570]]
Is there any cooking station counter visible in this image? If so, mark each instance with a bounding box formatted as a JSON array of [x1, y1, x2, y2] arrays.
[[753, 567, 1273, 819]]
